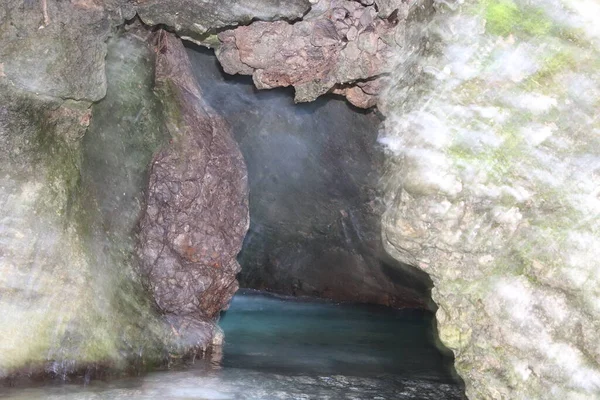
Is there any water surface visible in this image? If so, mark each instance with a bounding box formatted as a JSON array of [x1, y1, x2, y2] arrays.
[[0, 291, 463, 399]]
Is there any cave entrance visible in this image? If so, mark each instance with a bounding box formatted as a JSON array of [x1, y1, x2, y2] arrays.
[[186, 44, 432, 309], [183, 44, 464, 397]]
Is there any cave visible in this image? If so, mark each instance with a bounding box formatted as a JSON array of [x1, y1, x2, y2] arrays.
[[2, 0, 598, 398], [0, 17, 465, 400], [185, 43, 433, 310], [186, 43, 465, 395]]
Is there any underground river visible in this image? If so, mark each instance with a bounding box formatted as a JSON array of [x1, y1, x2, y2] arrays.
[[0, 291, 463, 399]]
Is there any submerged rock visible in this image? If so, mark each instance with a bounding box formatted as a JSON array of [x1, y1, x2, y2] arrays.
[[137, 31, 250, 321], [379, 0, 600, 398]]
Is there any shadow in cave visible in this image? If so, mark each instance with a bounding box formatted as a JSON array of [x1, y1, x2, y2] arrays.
[[186, 41, 431, 308], [186, 42, 465, 397]]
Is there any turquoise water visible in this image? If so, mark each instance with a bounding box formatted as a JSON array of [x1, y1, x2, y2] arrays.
[[0, 291, 464, 399], [220, 290, 458, 381]]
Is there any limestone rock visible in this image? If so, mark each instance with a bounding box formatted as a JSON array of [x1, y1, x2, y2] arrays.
[[379, 0, 600, 398], [136, 0, 312, 43], [215, 0, 410, 107], [137, 31, 250, 321], [0, 31, 174, 377], [0, 0, 115, 101]]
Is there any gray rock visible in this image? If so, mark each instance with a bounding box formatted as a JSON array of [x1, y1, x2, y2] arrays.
[[136, 0, 312, 43], [0, 0, 113, 101], [379, 0, 600, 398], [0, 31, 178, 377]]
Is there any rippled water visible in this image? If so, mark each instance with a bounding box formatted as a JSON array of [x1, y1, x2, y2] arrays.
[[0, 291, 464, 399]]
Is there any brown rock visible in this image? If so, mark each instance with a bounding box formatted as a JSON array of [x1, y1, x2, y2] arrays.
[[215, 0, 408, 108], [138, 31, 249, 321]]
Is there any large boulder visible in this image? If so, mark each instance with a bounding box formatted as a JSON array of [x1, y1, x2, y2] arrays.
[[0, 31, 175, 377], [379, 0, 600, 398], [137, 31, 250, 322]]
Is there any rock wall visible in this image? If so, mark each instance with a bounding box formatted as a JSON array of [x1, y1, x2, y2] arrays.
[[379, 0, 600, 398], [0, 30, 173, 377], [0, 0, 265, 377], [2, 0, 598, 396]]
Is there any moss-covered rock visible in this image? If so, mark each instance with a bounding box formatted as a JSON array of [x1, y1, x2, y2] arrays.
[[0, 0, 323, 378], [0, 29, 213, 379], [379, 0, 600, 398]]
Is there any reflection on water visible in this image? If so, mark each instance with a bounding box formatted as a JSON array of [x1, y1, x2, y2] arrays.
[[220, 290, 457, 381], [0, 291, 464, 399]]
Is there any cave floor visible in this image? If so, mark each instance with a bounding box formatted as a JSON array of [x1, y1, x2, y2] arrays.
[[0, 291, 463, 399]]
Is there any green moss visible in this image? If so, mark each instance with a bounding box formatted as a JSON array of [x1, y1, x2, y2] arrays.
[[482, 0, 552, 37], [35, 116, 81, 219], [449, 117, 528, 187], [522, 50, 577, 92], [155, 79, 185, 139], [439, 323, 472, 351], [191, 32, 220, 49], [484, 0, 519, 36]]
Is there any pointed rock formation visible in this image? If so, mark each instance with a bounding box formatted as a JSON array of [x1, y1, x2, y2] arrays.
[[138, 31, 250, 321]]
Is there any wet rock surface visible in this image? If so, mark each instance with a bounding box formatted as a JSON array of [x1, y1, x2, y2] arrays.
[[137, 32, 249, 321], [187, 46, 430, 309], [0, 30, 175, 377], [215, 0, 410, 107], [379, 0, 600, 398]]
